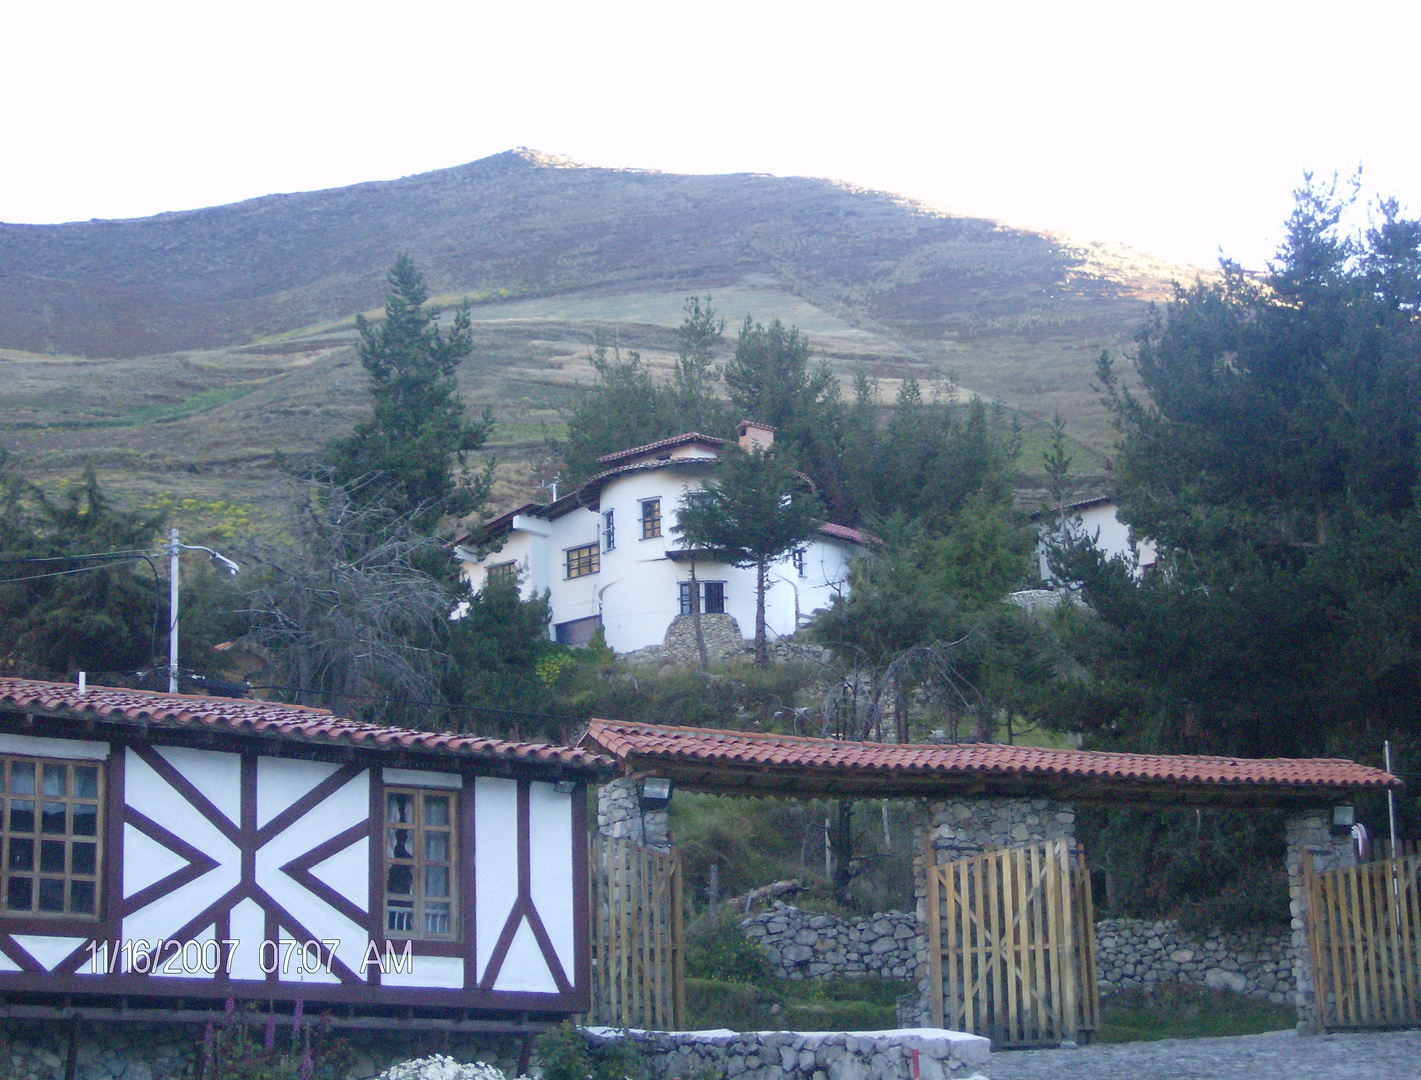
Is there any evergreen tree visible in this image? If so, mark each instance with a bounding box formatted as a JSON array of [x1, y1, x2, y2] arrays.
[[1050, 179, 1421, 769], [326, 255, 493, 524], [673, 444, 822, 667], [0, 463, 165, 678]]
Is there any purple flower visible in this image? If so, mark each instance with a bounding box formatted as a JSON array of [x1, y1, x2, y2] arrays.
[[264, 1009, 276, 1053], [202, 1020, 214, 1050], [292, 997, 304, 1029], [223, 995, 236, 1028], [299, 1043, 314, 1080]]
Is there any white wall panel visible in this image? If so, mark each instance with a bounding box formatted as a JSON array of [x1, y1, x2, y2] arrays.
[[310, 838, 368, 913], [227, 896, 267, 982], [0, 734, 108, 760], [156, 746, 241, 828], [126, 750, 236, 858], [257, 757, 342, 829], [12, 935, 89, 972], [152, 924, 217, 980], [528, 782, 575, 980], [492, 919, 556, 993], [123, 823, 192, 897], [474, 777, 519, 981], [380, 954, 464, 989]]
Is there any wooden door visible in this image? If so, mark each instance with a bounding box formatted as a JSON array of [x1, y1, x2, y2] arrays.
[[925, 838, 1099, 1046], [1305, 851, 1421, 1031], [587, 835, 685, 1030]]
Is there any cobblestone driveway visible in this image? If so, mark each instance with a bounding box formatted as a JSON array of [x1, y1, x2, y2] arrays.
[[981, 1028, 1421, 1080]]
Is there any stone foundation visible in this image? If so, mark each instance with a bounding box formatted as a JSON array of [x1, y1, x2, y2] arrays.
[[1285, 810, 1356, 1033], [585, 1026, 989, 1080], [1094, 917, 1293, 1003], [597, 776, 671, 851]]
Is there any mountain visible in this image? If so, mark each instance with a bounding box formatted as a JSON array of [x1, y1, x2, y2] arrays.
[[0, 149, 1203, 523]]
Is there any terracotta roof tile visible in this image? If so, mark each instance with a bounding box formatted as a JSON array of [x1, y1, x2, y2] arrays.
[[594, 432, 726, 466], [0, 678, 611, 773], [582, 720, 1396, 794]]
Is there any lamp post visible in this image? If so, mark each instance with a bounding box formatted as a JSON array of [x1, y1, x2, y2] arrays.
[[168, 528, 240, 693]]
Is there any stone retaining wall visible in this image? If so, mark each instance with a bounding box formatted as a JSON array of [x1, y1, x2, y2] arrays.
[[586, 1026, 989, 1080], [739, 904, 920, 982], [736, 904, 1295, 1008], [1094, 918, 1294, 1003]]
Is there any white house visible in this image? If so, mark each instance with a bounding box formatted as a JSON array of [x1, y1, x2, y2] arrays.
[[1035, 495, 1158, 582], [457, 422, 868, 653]]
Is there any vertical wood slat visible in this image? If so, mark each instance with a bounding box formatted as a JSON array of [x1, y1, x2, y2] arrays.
[[925, 832, 944, 1029], [1030, 843, 1048, 1042], [1001, 846, 1020, 1045], [1074, 849, 1100, 1034], [586, 834, 686, 1031], [1056, 839, 1079, 1043], [1306, 851, 1421, 1032], [972, 853, 986, 1036]]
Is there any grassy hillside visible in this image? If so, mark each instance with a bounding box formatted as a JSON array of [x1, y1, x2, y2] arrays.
[[0, 149, 1204, 522]]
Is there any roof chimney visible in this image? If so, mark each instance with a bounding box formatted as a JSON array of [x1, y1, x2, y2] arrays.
[[737, 420, 775, 452]]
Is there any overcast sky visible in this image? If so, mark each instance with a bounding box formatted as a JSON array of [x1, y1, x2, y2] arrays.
[[5, 1, 1416, 270]]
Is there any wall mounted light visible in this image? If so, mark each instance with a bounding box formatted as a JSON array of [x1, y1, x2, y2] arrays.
[[640, 777, 674, 810], [1332, 805, 1356, 828]]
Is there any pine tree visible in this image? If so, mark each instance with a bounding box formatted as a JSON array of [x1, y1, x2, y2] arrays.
[[326, 255, 493, 524]]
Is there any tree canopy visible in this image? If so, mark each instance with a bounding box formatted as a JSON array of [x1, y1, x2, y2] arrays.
[[673, 444, 822, 666], [326, 255, 493, 524], [1048, 179, 1421, 775], [0, 456, 166, 679]]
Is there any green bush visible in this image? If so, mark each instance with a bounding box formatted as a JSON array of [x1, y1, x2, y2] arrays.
[[534, 1022, 642, 1080], [684, 912, 773, 983]]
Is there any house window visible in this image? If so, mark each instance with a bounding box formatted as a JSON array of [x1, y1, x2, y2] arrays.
[[1, 756, 103, 918], [566, 543, 600, 578], [603, 510, 615, 551], [384, 788, 458, 940], [793, 548, 806, 578], [486, 562, 517, 585], [641, 499, 661, 539], [678, 581, 726, 615]]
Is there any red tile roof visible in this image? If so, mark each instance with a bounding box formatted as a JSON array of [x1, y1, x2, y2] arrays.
[[582, 720, 1397, 802], [0, 678, 611, 773], [594, 432, 726, 466], [817, 522, 875, 546]]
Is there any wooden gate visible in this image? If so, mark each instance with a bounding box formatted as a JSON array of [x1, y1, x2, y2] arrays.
[[587, 835, 686, 1030], [1304, 850, 1421, 1031], [925, 838, 1099, 1046]]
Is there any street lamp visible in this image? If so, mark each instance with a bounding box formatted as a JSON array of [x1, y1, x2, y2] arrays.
[[168, 528, 240, 693]]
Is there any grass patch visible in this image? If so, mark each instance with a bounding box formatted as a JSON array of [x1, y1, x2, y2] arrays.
[[1096, 984, 1294, 1043], [684, 975, 912, 1032]]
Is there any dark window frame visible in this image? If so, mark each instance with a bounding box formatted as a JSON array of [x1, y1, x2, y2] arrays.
[[603, 510, 615, 551], [678, 580, 726, 615], [1, 755, 103, 920], [486, 561, 517, 584], [640, 499, 662, 540], [383, 786, 459, 942], [565, 542, 601, 578]]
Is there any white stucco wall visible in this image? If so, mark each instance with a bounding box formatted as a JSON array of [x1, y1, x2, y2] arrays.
[[1037, 500, 1158, 581]]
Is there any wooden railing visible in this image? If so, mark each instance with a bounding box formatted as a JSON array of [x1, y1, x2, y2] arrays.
[[1305, 851, 1421, 1031], [587, 834, 685, 1030], [926, 838, 1099, 1046]]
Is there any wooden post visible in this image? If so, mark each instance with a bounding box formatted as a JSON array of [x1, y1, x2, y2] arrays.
[[925, 830, 943, 1029]]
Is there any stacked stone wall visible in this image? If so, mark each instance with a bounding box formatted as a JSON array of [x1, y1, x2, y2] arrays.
[[586, 1026, 989, 1080], [596, 775, 671, 851], [1094, 917, 1293, 1003], [739, 904, 920, 981]]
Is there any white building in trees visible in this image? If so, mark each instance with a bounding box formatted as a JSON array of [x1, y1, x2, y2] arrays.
[[457, 422, 867, 652]]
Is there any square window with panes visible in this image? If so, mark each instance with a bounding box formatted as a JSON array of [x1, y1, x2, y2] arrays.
[[678, 580, 726, 615], [565, 542, 600, 579], [2, 757, 102, 918], [640, 499, 661, 539], [384, 788, 458, 939]]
